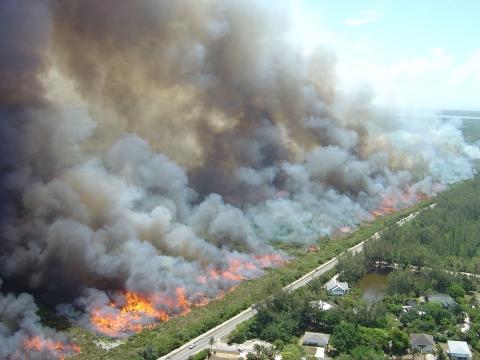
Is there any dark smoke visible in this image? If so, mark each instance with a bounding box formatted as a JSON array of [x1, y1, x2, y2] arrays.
[[1, 0, 479, 354]]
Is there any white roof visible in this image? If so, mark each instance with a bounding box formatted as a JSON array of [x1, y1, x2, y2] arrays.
[[310, 300, 334, 311], [325, 280, 348, 291], [448, 341, 472, 356]]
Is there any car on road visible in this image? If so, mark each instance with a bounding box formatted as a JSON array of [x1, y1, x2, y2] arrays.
[[237, 348, 243, 352], [188, 344, 196, 349]]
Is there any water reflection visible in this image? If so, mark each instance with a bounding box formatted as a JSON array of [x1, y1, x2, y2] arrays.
[[357, 271, 390, 301]]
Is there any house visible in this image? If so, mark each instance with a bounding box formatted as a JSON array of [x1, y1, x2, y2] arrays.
[[302, 332, 330, 347], [447, 340, 472, 359], [425, 293, 456, 308], [402, 300, 419, 312], [409, 333, 435, 353], [325, 280, 349, 296], [310, 300, 336, 311]]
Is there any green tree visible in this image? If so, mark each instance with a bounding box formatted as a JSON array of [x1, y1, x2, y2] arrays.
[[448, 284, 466, 301], [253, 344, 264, 358], [193, 350, 209, 360], [389, 328, 409, 354], [281, 344, 305, 360], [262, 345, 276, 360], [349, 346, 385, 360], [354, 300, 388, 328], [337, 252, 367, 283], [436, 344, 447, 360], [385, 269, 418, 297], [331, 322, 361, 354], [334, 355, 353, 360], [273, 339, 284, 351], [138, 343, 159, 360], [421, 267, 454, 293], [360, 327, 388, 351], [421, 303, 453, 325]]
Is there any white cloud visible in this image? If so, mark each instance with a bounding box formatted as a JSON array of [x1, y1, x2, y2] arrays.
[[345, 10, 385, 26], [390, 48, 452, 84], [450, 49, 480, 86], [336, 47, 480, 109]]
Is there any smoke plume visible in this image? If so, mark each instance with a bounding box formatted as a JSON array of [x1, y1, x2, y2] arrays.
[[1, 0, 479, 355]]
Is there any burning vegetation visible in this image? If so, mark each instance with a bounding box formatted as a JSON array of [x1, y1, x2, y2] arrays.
[[23, 336, 81, 360], [88, 254, 287, 338]]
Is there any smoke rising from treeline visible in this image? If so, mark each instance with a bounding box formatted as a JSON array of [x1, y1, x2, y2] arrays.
[[1, 0, 479, 353]]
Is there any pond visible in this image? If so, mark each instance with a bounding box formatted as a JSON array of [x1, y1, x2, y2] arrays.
[[357, 271, 390, 301]]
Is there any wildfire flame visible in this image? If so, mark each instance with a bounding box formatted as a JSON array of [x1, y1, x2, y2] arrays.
[[255, 253, 289, 267], [91, 288, 190, 337], [371, 191, 431, 217], [192, 292, 210, 306], [24, 336, 81, 359], [307, 246, 321, 252], [90, 252, 288, 337]]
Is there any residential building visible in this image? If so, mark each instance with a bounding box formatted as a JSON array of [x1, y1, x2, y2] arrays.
[[302, 332, 330, 347], [447, 340, 472, 360], [409, 333, 435, 353], [402, 300, 419, 312], [425, 293, 456, 308], [310, 300, 336, 311], [325, 280, 349, 296]]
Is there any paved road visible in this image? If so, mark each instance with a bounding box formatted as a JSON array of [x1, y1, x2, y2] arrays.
[[158, 203, 435, 360]]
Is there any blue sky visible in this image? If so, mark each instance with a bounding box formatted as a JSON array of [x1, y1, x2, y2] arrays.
[[292, 0, 480, 110]]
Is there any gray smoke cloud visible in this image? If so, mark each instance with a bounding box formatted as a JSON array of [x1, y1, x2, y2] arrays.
[[1, 0, 479, 352], [0, 278, 80, 359]]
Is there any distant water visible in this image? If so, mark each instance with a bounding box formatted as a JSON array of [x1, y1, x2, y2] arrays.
[[440, 115, 480, 120], [357, 272, 389, 301]]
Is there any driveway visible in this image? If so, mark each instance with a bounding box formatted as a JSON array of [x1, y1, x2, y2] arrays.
[[315, 347, 325, 358]]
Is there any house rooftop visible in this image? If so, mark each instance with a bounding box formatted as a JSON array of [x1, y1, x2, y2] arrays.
[[409, 333, 435, 346], [447, 340, 472, 357], [302, 332, 330, 347], [425, 293, 456, 307], [325, 280, 349, 291], [310, 300, 336, 311]]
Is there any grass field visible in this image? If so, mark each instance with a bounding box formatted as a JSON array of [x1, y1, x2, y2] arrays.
[[462, 118, 480, 145]]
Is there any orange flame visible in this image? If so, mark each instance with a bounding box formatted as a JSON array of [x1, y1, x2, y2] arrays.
[[371, 190, 433, 217], [192, 292, 210, 306], [91, 253, 288, 337], [91, 288, 190, 337], [255, 253, 288, 267], [24, 336, 81, 359], [308, 246, 321, 252], [176, 288, 191, 316]]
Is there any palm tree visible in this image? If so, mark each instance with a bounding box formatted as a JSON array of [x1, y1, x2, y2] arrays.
[[411, 348, 420, 360], [253, 344, 264, 359], [263, 345, 276, 360], [208, 336, 215, 357]]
